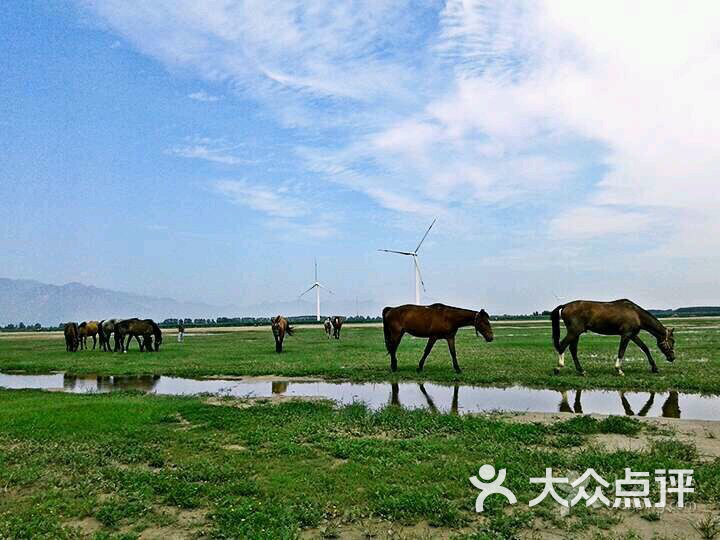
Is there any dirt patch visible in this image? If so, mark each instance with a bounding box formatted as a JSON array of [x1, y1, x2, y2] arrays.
[[499, 411, 720, 460], [222, 444, 247, 451], [65, 517, 103, 535], [205, 395, 328, 409], [614, 503, 719, 539], [301, 519, 472, 539]]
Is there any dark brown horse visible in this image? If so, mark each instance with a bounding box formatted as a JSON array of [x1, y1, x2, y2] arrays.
[[331, 316, 344, 339], [271, 315, 293, 353], [382, 303, 493, 373], [98, 319, 119, 352], [115, 318, 163, 353], [551, 299, 675, 376], [64, 322, 79, 352], [78, 321, 99, 350]]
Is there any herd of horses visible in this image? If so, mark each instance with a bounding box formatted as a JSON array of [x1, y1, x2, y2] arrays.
[[62, 298, 677, 378], [63, 318, 163, 353], [272, 299, 676, 376]]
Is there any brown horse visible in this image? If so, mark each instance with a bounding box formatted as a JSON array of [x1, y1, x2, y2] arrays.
[[64, 322, 79, 352], [551, 299, 676, 377], [331, 316, 344, 339], [271, 316, 293, 353], [382, 303, 494, 373], [324, 318, 333, 338], [78, 321, 99, 350], [115, 318, 163, 353], [98, 319, 120, 352]]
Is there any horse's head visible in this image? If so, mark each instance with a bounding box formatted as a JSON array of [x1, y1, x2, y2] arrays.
[[657, 328, 675, 362], [271, 316, 281, 337], [474, 309, 494, 342]]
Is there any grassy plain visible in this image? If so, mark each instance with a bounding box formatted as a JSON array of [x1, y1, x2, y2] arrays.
[[1, 391, 719, 539], [1, 318, 719, 392], [1, 319, 720, 538]]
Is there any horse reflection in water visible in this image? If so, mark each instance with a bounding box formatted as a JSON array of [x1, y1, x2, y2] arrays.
[[559, 390, 680, 418], [389, 382, 460, 414], [62, 374, 161, 393], [271, 381, 289, 394]]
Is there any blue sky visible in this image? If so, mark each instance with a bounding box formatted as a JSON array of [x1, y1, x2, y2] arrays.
[[2, 1, 719, 315]]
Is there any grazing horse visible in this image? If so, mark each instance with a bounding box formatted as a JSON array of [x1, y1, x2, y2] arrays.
[[382, 304, 494, 373], [323, 318, 333, 338], [115, 318, 163, 353], [331, 316, 344, 339], [551, 299, 676, 377], [98, 319, 119, 352], [64, 322, 79, 352], [271, 316, 293, 353], [78, 321, 99, 350]]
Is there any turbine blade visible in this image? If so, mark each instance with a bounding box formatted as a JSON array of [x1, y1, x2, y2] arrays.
[[414, 218, 436, 253], [414, 257, 426, 292], [299, 284, 316, 297], [314, 258, 318, 282], [317, 283, 335, 295], [378, 249, 415, 256]]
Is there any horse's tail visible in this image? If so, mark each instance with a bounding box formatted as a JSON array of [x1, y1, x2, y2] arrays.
[[286, 324, 294, 336], [382, 307, 393, 354], [551, 304, 564, 352]]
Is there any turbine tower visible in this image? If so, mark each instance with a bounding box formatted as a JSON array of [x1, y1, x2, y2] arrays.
[[299, 259, 333, 321], [379, 218, 436, 305]]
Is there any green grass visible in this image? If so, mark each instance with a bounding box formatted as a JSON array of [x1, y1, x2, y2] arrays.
[[0, 390, 718, 538], [2, 318, 720, 392]]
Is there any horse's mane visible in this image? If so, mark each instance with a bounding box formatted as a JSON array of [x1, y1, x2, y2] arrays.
[[615, 299, 664, 327]]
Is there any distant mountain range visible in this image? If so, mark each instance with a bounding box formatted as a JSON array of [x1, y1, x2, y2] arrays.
[[0, 278, 222, 326], [0, 278, 382, 326]]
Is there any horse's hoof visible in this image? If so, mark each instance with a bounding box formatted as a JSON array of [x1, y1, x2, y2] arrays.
[[454, 369, 462, 374], [651, 368, 659, 374], [416, 367, 423, 373], [616, 370, 625, 377], [553, 367, 561, 375], [577, 371, 586, 377]]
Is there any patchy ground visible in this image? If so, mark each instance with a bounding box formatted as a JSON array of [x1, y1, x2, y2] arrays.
[[0, 390, 719, 539]]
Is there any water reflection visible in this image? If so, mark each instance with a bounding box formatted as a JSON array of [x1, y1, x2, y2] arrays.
[[0, 373, 714, 421], [558, 389, 681, 418]]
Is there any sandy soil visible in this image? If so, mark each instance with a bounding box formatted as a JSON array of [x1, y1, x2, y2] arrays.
[[500, 411, 720, 460]]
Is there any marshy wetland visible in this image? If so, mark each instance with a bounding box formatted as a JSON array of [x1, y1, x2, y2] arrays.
[[1, 319, 720, 538]]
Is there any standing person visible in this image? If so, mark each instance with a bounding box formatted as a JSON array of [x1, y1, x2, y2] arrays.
[[177, 319, 185, 343]]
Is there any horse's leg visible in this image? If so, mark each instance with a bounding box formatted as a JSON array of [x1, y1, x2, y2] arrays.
[[569, 337, 584, 376], [446, 336, 461, 373], [418, 383, 438, 412], [451, 385, 459, 415], [619, 392, 634, 415], [638, 392, 655, 416], [416, 337, 437, 372], [573, 390, 583, 414], [389, 330, 404, 372], [92, 335, 97, 350], [553, 332, 577, 374], [615, 336, 630, 376], [631, 335, 658, 373]]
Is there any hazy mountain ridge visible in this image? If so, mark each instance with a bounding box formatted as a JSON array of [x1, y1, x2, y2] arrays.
[[0, 278, 382, 326], [0, 278, 221, 326]]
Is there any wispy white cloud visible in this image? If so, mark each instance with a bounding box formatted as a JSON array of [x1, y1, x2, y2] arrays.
[[188, 90, 221, 102], [213, 179, 337, 239], [165, 137, 248, 165], [214, 180, 305, 219], [82, 0, 720, 257]]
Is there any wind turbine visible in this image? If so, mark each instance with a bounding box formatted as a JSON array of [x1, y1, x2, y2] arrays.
[[299, 259, 333, 321], [379, 218, 436, 305]]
